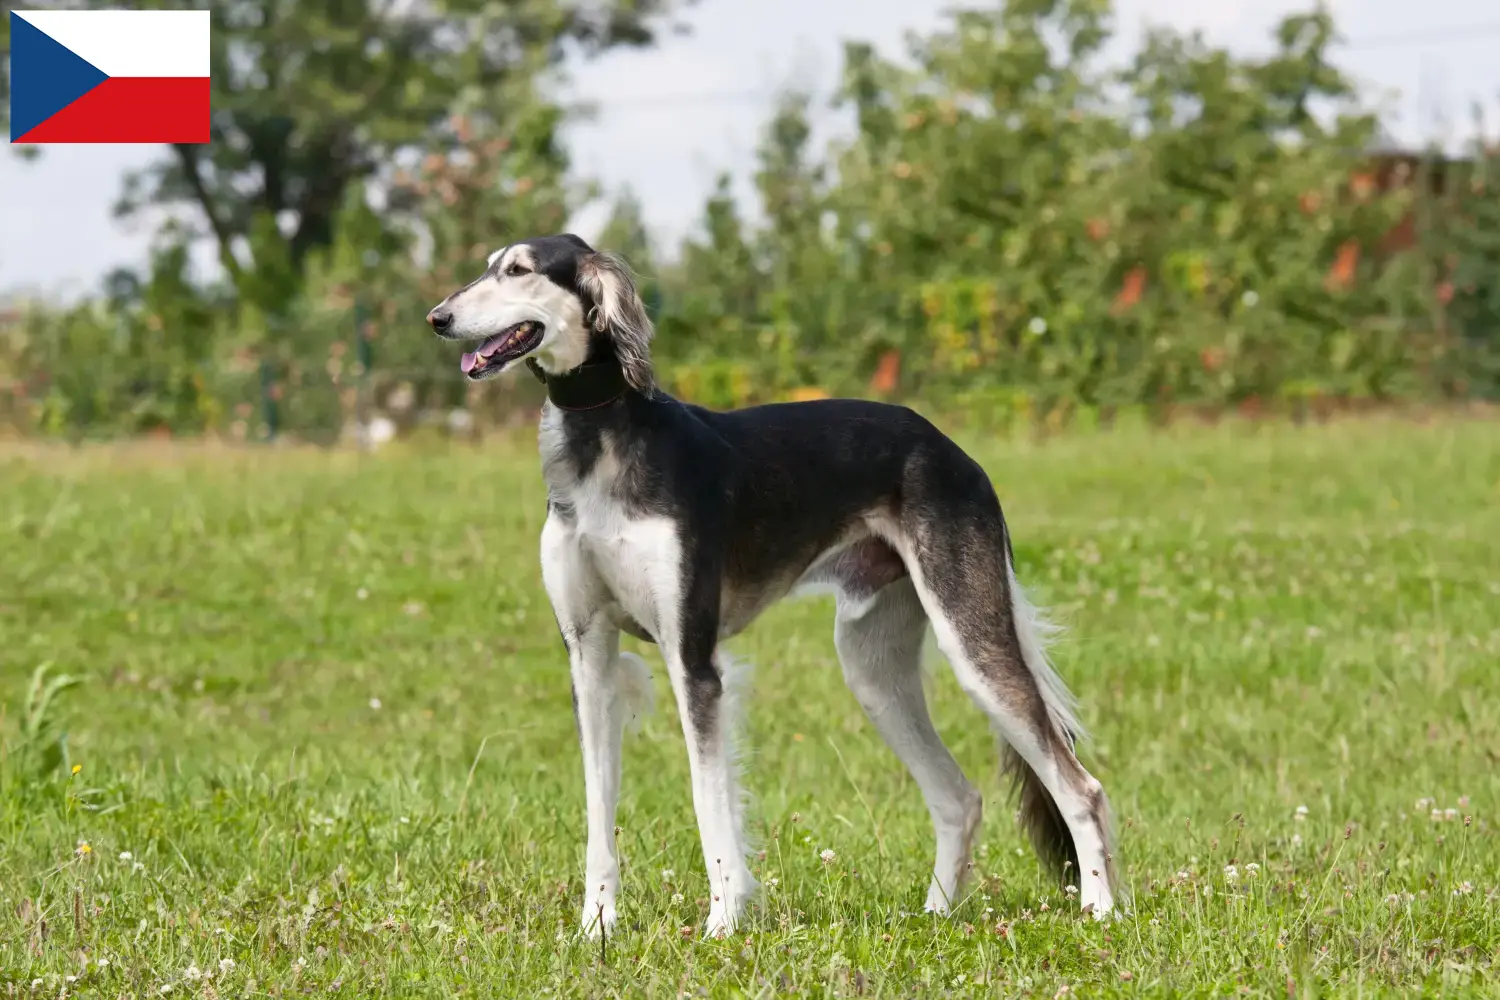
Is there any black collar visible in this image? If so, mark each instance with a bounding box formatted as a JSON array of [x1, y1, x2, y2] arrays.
[[526, 357, 629, 411]]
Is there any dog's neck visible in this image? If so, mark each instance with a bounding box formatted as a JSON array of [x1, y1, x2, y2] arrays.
[[526, 353, 630, 411]]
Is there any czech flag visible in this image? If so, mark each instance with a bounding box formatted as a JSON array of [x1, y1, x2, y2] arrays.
[[9, 9, 210, 144]]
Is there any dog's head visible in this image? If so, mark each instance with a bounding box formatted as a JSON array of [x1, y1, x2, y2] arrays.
[[425, 233, 654, 392]]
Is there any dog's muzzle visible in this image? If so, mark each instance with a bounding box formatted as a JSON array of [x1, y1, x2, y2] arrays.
[[457, 321, 546, 380]]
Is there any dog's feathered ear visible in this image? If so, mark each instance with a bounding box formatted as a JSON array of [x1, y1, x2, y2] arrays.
[[577, 250, 655, 395]]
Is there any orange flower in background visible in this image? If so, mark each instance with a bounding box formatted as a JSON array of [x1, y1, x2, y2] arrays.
[[1112, 266, 1146, 315], [1350, 172, 1377, 201], [1200, 346, 1225, 372], [1299, 190, 1322, 215], [1326, 240, 1359, 291], [869, 349, 901, 394], [1086, 218, 1110, 242]]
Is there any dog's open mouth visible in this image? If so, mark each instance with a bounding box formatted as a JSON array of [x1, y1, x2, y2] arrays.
[[460, 321, 544, 379]]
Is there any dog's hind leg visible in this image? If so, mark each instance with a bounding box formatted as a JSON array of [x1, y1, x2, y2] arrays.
[[884, 503, 1118, 919], [835, 577, 983, 915]]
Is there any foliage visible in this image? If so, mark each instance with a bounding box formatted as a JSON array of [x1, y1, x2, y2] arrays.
[[2, 0, 685, 314], [1, 418, 1497, 993], [3, 1, 1499, 436], [651, 2, 1493, 412]]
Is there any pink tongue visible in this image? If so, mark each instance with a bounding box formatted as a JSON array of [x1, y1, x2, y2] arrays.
[[459, 332, 513, 374]]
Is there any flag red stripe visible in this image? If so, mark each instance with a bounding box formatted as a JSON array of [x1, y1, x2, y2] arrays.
[[14, 77, 209, 143]]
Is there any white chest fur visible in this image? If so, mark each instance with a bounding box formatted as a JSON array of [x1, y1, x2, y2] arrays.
[[540, 419, 683, 643], [579, 506, 680, 640]]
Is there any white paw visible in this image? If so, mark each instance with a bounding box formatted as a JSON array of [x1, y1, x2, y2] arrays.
[[580, 901, 617, 939], [1081, 895, 1114, 921], [703, 891, 752, 938], [923, 891, 953, 916], [703, 907, 737, 939]]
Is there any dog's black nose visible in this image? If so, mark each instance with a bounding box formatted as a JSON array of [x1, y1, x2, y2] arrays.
[[427, 307, 453, 332]]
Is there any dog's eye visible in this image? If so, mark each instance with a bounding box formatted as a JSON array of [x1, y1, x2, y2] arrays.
[[506, 263, 530, 277]]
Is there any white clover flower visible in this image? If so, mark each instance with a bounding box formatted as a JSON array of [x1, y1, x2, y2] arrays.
[[661, 868, 675, 881], [1223, 865, 1238, 881], [118, 851, 133, 861], [219, 959, 235, 973], [1064, 884, 1078, 896], [183, 966, 202, 982], [1028, 317, 1048, 336], [819, 848, 837, 865], [670, 893, 684, 904]]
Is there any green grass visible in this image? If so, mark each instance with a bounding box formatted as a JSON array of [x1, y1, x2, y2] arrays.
[[2, 415, 1498, 997]]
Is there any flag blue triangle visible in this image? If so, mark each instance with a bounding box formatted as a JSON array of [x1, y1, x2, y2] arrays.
[[10, 12, 110, 142]]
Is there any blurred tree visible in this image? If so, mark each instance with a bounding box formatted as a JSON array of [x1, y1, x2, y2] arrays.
[[5, 0, 1492, 437], [1444, 124, 1500, 395], [1, 0, 688, 310], [596, 186, 662, 317], [597, 187, 655, 272]]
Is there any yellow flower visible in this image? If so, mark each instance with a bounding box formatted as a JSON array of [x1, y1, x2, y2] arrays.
[[72, 764, 82, 775], [76, 841, 92, 856]]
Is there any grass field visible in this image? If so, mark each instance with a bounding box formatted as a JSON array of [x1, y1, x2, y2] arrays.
[[2, 415, 1498, 997]]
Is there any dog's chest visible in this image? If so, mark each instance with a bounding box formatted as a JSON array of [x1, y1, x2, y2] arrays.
[[559, 480, 680, 638]]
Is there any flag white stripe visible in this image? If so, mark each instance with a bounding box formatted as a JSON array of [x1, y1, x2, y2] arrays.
[[14, 10, 210, 79]]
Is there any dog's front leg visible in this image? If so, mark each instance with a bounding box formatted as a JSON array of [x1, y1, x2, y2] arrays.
[[569, 621, 630, 938], [540, 515, 628, 938], [655, 546, 756, 937], [663, 643, 756, 938]]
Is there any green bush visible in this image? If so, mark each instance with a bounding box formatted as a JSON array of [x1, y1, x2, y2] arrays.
[[3, 2, 1496, 438]]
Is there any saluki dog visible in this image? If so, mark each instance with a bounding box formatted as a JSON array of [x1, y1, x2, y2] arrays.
[[426, 234, 1117, 938]]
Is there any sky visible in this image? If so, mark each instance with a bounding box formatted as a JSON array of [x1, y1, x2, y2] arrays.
[[2, 0, 1499, 300]]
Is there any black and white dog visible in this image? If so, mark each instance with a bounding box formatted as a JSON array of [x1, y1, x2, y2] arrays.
[[427, 234, 1117, 937]]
